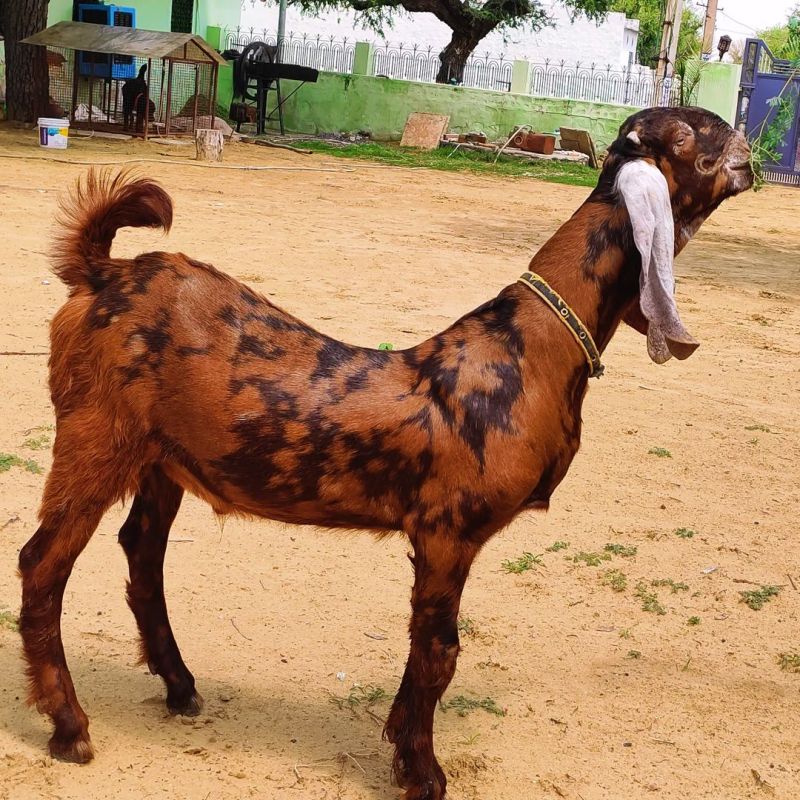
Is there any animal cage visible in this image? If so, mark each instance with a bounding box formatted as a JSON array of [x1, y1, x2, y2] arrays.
[[23, 21, 226, 139]]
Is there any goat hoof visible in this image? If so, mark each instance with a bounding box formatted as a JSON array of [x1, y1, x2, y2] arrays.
[[403, 776, 446, 800], [49, 733, 94, 763], [168, 690, 204, 717]]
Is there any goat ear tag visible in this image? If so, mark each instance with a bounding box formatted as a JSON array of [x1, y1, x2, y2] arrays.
[[615, 159, 700, 365]]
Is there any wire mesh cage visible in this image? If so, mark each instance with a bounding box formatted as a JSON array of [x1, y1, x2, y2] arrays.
[[46, 49, 217, 137], [24, 22, 224, 139]]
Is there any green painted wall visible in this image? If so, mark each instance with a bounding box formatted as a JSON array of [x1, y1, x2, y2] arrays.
[[46, 1, 240, 37], [48, 0, 170, 32], [694, 61, 742, 125], [194, 0, 242, 39], [277, 72, 636, 148], [217, 62, 234, 114]]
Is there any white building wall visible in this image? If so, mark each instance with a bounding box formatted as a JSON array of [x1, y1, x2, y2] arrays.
[[241, 1, 640, 68]]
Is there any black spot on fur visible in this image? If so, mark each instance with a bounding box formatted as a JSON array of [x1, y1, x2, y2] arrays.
[[458, 361, 522, 468], [217, 305, 240, 329], [345, 367, 370, 392], [473, 293, 525, 358], [240, 288, 261, 306], [312, 340, 357, 381], [120, 310, 172, 383], [177, 345, 210, 357], [236, 334, 286, 361]]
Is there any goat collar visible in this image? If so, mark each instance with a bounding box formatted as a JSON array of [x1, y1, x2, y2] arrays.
[[517, 271, 604, 378]]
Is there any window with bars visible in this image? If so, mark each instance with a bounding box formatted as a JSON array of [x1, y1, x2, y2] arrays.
[[171, 0, 194, 34]]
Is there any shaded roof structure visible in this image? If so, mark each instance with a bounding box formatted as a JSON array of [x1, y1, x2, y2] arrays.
[[22, 21, 226, 65]]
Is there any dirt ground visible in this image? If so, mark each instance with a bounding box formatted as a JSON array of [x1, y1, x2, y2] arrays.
[[0, 126, 799, 800]]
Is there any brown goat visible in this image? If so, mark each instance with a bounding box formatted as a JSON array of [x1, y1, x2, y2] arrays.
[[19, 107, 752, 799]]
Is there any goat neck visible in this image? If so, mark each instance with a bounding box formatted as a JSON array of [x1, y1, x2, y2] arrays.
[[512, 198, 638, 366]]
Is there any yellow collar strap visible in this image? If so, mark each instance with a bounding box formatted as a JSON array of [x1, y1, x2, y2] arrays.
[[517, 271, 604, 378]]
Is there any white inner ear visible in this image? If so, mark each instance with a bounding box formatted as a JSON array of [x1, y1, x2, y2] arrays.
[[627, 131, 641, 145], [615, 160, 698, 364]]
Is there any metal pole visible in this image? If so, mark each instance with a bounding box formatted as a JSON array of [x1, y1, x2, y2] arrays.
[[702, 0, 719, 58], [277, 0, 287, 63], [666, 0, 684, 77], [657, 0, 683, 80]]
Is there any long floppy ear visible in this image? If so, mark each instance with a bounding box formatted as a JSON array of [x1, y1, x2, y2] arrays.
[[615, 159, 699, 364]]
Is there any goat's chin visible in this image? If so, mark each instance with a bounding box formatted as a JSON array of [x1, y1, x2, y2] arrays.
[[725, 163, 756, 195]]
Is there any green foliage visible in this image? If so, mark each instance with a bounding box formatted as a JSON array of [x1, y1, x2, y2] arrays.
[[648, 447, 672, 458], [546, 540, 569, 552], [441, 694, 506, 717], [22, 434, 50, 450], [299, 140, 598, 187], [674, 527, 696, 539], [651, 578, 689, 593], [0, 453, 42, 474], [626, 649, 642, 659], [604, 543, 637, 558], [457, 616, 477, 637], [0, 609, 19, 632], [600, 568, 628, 592], [739, 585, 781, 611], [759, 10, 800, 60], [635, 582, 666, 615], [330, 683, 392, 711], [502, 552, 543, 574], [777, 652, 800, 672], [610, 1, 703, 67], [569, 551, 612, 566], [687, 616, 701, 626]]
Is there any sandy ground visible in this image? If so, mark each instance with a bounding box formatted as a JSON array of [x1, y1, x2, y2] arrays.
[[0, 126, 799, 800]]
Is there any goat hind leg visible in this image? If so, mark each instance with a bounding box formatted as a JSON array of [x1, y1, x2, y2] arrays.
[[118, 464, 202, 716], [384, 536, 478, 800], [19, 499, 109, 761]]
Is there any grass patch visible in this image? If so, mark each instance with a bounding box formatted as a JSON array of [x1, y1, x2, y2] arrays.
[[651, 579, 689, 594], [441, 694, 506, 717], [687, 616, 701, 626], [330, 684, 392, 712], [739, 585, 781, 611], [619, 628, 633, 639], [600, 569, 628, 592], [22, 435, 50, 451], [635, 583, 666, 615], [457, 616, 477, 637], [299, 139, 599, 187], [745, 424, 771, 432], [674, 527, 696, 539], [626, 650, 642, 659], [0, 609, 19, 632], [604, 543, 638, 558], [545, 540, 569, 552], [648, 447, 672, 458], [569, 551, 612, 567], [501, 552, 543, 574], [777, 653, 800, 673], [0, 453, 42, 474]]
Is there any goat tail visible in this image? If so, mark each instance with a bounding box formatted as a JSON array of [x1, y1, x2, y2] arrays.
[[53, 167, 173, 290]]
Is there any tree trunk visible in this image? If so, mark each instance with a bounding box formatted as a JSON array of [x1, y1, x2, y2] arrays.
[[435, 25, 493, 85], [1, 0, 50, 122], [195, 128, 224, 161]]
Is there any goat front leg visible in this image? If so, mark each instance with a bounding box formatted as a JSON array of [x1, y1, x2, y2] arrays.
[[118, 465, 202, 716], [384, 535, 478, 800]]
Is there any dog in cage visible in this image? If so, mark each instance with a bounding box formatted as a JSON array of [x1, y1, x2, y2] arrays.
[[122, 64, 155, 132]]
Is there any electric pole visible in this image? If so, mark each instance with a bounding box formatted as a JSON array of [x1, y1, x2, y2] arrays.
[[702, 0, 719, 57], [657, 0, 684, 80]]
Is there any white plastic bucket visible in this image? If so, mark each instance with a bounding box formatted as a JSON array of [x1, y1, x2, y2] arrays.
[[38, 117, 70, 149]]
